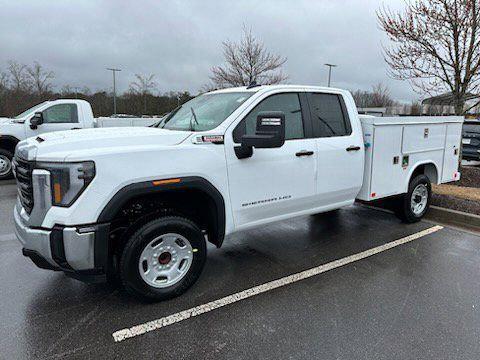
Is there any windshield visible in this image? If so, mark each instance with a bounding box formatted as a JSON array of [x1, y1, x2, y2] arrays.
[[161, 92, 253, 131], [14, 102, 48, 119]]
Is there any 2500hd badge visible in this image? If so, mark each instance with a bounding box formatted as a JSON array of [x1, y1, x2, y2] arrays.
[[242, 195, 292, 207]]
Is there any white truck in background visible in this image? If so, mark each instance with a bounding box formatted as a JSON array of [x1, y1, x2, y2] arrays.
[[0, 99, 158, 179], [12, 85, 463, 301]]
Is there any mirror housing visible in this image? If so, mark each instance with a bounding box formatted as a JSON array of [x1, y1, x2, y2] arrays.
[[29, 112, 44, 130], [235, 111, 286, 159]]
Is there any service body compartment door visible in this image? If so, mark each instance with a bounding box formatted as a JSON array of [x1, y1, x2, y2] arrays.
[[402, 124, 446, 153], [441, 123, 462, 182], [370, 126, 404, 198]]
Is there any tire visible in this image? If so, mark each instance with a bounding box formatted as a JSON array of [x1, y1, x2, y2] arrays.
[[395, 174, 431, 223], [0, 149, 13, 180], [119, 216, 207, 301]]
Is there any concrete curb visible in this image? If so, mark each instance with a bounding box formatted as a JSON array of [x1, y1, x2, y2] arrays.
[[359, 202, 480, 233], [425, 205, 480, 231]]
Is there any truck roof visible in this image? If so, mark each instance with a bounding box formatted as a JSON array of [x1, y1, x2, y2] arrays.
[[209, 84, 346, 94]]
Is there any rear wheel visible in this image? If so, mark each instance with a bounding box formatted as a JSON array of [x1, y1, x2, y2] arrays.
[[395, 174, 431, 223], [119, 216, 206, 301], [0, 149, 13, 180]]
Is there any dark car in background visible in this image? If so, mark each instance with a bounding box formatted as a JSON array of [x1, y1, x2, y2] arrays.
[[462, 121, 480, 161]]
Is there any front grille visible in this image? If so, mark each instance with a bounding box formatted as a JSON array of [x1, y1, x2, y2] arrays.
[[13, 156, 34, 214]]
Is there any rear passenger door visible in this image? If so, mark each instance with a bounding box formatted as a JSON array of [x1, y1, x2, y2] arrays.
[[226, 92, 317, 229], [307, 92, 364, 207]]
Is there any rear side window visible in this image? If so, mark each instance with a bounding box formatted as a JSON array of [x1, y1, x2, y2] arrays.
[[233, 93, 304, 142], [309, 93, 351, 137], [43, 104, 78, 124]]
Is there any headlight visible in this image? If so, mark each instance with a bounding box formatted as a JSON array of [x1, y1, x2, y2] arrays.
[[36, 161, 95, 207]]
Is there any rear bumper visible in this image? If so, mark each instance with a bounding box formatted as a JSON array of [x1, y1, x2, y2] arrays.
[[14, 203, 110, 283]]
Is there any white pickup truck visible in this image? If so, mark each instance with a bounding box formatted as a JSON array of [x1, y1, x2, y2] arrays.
[[0, 99, 157, 179], [13, 85, 463, 301]]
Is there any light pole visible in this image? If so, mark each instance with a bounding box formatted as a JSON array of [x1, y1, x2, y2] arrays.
[[107, 68, 121, 116], [325, 63, 337, 87]]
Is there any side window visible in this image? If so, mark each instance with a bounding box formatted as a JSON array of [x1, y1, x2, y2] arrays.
[[309, 93, 351, 137], [43, 104, 78, 124], [233, 93, 304, 142]]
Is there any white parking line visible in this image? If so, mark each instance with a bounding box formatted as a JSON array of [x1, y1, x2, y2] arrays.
[[112, 225, 443, 343]]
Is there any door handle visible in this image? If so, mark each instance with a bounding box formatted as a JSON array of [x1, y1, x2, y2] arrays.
[[346, 145, 361, 152], [295, 150, 314, 157], [71, 127, 81, 130]]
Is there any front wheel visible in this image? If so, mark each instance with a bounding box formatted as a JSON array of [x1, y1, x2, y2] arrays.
[[0, 149, 13, 180], [395, 174, 431, 223], [119, 216, 207, 301]]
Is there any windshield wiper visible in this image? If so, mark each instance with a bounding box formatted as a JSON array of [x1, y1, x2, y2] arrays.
[[190, 107, 199, 131], [160, 106, 181, 128]]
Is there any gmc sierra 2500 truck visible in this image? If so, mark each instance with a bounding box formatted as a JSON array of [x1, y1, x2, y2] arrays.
[[13, 85, 463, 301], [0, 100, 156, 180]]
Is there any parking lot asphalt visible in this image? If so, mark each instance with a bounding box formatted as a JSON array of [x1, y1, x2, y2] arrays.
[[1, 180, 480, 359]]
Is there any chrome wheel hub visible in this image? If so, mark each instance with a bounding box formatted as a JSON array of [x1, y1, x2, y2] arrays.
[[411, 184, 428, 216], [138, 233, 193, 288], [0, 155, 12, 176]]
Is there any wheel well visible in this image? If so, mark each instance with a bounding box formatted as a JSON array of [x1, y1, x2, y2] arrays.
[[106, 187, 224, 263], [0, 136, 20, 155], [411, 163, 438, 184]]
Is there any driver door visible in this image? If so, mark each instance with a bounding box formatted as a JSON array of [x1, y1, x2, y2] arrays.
[[26, 103, 80, 137], [225, 92, 317, 229]]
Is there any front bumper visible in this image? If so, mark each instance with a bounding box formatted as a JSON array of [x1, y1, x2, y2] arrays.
[[14, 202, 110, 283]]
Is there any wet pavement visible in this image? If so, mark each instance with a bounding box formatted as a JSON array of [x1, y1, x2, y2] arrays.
[[1, 180, 480, 359]]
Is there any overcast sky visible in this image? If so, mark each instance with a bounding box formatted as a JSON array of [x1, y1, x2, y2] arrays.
[[0, 0, 416, 102]]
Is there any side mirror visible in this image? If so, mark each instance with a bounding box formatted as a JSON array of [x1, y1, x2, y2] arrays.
[[30, 112, 44, 130], [235, 111, 286, 159]]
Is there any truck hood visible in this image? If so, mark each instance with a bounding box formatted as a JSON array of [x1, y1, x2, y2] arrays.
[[0, 117, 14, 125], [29, 127, 192, 161]]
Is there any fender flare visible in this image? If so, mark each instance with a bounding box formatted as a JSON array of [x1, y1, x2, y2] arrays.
[[97, 176, 226, 246], [404, 161, 440, 192]]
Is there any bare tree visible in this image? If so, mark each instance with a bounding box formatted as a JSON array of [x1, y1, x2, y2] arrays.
[[378, 0, 480, 115], [410, 101, 423, 115], [371, 83, 396, 107], [352, 83, 396, 107], [7, 61, 29, 91], [0, 72, 9, 93], [208, 26, 287, 89], [60, 85, 72, 96], [129, 74, 156, 113], [27, 61, 54, 95]]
